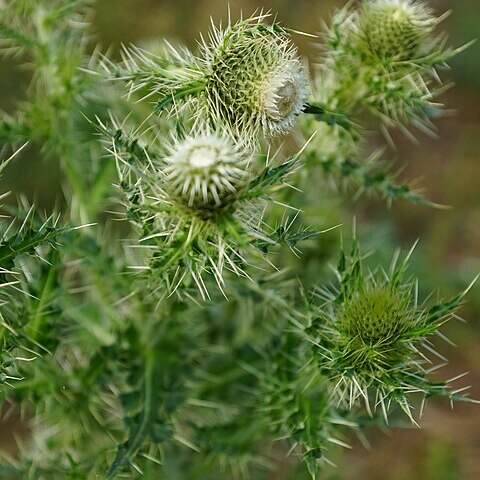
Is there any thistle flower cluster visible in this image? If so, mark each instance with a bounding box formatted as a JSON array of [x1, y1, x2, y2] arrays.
[[101, 13, 309, 145], [98, 14, 313, 297], [306, 241, 475, 422]]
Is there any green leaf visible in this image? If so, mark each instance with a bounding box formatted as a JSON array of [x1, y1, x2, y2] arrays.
[[0, 213, 68, 272], [246, 154, 301, 199]]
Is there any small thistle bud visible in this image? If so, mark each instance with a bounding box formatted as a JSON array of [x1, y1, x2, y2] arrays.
[[341, 287, 410, 346], [202, 16, 309, 141], [307, 241, 472, 422], [163, 132, 251, 215], [338, 286, 413, 372], [359, 0, 436, 61]]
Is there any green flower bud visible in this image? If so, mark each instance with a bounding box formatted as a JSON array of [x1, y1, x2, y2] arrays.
[[306, 241, 471, 422], [338, 286, 414, 373], [163, 132, 251, 215], [360, 0, 436, 61], [202, 16, 309, 141], [341, 287, 411, 347]]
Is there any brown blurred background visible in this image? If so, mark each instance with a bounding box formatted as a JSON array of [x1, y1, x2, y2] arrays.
[[1, 0, 479, 479]]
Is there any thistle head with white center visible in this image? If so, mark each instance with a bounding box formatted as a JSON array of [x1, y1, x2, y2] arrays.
[[201, 15, 310, 143], [163, 132, 252, 216], [261, 64, 308, 135], [359, 0, 437, 61]]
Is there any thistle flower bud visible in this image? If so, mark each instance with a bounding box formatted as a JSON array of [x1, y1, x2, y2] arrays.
[[337, 286, 414, 375], [307, 241, 472, 421], [359, 0, 436, 61], [331, 283, 413, 396], [341, 287, 410, 347], [163, 132, 252, 215], [202, 16, 309, 141]]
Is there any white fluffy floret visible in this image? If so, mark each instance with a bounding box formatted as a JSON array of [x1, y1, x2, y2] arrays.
[[163, 132, 252, 212], [260, 61, 310, 136]]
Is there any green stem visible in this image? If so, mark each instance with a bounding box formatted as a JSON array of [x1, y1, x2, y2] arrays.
[[106, 348, 159, 479], [303, 102, 354, 133], [27, 249, 58, 342]]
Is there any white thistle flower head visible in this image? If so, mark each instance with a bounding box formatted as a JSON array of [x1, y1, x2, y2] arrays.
[[201, 15, 310, 142], [359, 0, 437, 61], [261, 64, 308, 133], [163, 132, 252, 215]]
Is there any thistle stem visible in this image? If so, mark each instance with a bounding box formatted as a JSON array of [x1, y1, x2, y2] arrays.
[[303, 102, 353, 132]]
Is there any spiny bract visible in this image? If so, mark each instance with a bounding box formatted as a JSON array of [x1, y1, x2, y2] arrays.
[[201, 14, 310, 141], [163, 132, 251, 214], [359, 0, 437, 61]]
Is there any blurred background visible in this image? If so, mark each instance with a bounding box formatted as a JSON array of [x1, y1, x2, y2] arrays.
[[1, 0, 479, 479]]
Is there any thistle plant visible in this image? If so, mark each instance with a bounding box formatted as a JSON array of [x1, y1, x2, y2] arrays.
[[0, 1, 477, 480], [310, 0, 460, 128], [299, 0, 474, 207]]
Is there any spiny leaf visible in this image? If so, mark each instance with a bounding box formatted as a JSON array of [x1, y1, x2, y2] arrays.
[[317, 156, 442, 207], [424, 276, 478, 326], [245, 154, 301, 199], [0, 214, 67, 271]]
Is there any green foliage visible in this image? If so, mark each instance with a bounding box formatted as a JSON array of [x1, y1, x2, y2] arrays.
[[0, 206, 69, 402], [0, 1, 476, 479]]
